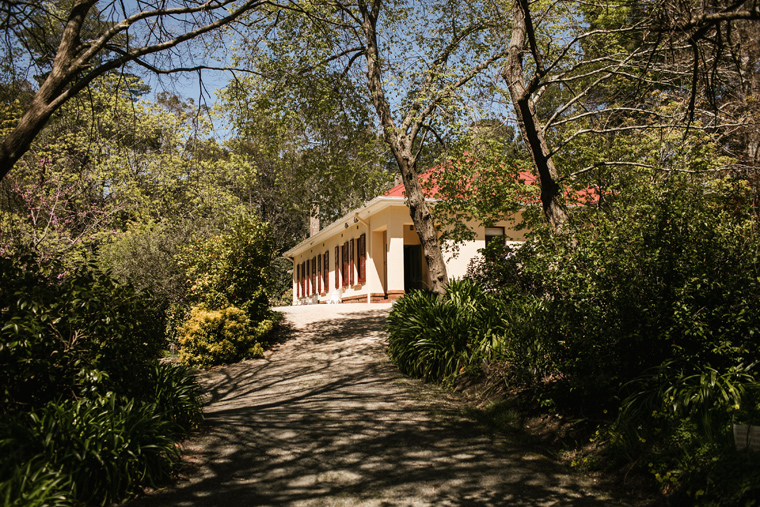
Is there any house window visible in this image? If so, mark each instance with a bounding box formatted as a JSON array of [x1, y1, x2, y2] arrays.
[[323, 251, 329, 288], [358, 233, 366, 284], [296, 263, 301, 298], [311, 257, 317, 296], [349, 238, 355, 286], [301, 261, 309, 297], [334, 246, 340, 289], [485, 227, 505, 248], [317, 254, 322, 294], [342, 242, 349, 287]]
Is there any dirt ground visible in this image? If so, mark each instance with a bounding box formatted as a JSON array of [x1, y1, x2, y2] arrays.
[[127, 303, 632, 507]]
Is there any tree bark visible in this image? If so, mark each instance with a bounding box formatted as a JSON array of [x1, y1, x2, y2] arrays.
[[358, 0, 449, 293], [501, 0, 569, 231]]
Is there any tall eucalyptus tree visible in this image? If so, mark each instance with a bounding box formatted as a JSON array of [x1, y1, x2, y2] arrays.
[[229, 0, 510, 292]]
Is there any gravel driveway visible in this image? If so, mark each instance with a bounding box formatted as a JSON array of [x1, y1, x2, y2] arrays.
[[128, 303, 624, 507]]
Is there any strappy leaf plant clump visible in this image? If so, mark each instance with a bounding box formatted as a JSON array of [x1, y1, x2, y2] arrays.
[[0, 396, 178, 506], [387, 279, 510, 383], [0, 255, 203, 506]]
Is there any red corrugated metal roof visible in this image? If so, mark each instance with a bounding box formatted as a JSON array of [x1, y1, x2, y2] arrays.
[[383, 166, 597, 205]]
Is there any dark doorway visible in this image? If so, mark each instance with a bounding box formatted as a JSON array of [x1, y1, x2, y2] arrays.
[[404, 244, 423, 292]]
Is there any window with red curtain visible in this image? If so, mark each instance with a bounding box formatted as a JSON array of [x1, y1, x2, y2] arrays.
[[303, 261, 308, 296], [317, 254, 322, 293], [296, 263, 301, 298], [334, 246, 339, 288], [323, 251, 329, 288], [342, 242, 349, 287], [358, 233, 366, 283], [311, 257, 317, 295], [349, 238, 355, 286]]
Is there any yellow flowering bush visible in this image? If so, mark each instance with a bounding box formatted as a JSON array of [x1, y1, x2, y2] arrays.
[[178, 305, 264, 368]]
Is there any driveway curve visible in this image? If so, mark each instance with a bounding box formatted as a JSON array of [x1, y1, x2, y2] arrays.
[[129, 303, 623, 507]]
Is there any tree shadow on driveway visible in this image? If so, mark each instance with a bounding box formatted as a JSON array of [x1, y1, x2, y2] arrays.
[[129, 306, 624, 507]]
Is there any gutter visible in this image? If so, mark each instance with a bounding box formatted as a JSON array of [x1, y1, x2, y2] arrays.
[[283, 195, 406, 258]]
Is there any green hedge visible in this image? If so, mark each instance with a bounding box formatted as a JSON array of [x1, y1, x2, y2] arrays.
[[391, 174, 760, 504]]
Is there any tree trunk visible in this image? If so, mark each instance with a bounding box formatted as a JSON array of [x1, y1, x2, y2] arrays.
[[392, 145, 449, 294], [0, 0, 97, 181], [0, 94, 63, 180], [501, 0, 569, 232], [358, 0, 448, 293]]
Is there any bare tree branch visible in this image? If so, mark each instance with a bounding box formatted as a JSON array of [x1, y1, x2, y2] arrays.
[[0, 0, 276, 180]]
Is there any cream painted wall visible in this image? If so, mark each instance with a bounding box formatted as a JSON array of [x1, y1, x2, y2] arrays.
[[369, 229, 386, 294], [441, 211, 527, 280]]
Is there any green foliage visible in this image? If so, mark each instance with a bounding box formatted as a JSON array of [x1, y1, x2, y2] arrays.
[[173, 213, 280, 368], [666, 444, 760, 506], [426, 147, 534, 249], [609, 361, 760, 504], [0, 253, 204, 505], [0, 396, 179, 506], [518, 175, 760, 402], [0, 459, 73, 507], [0, 256, 163, 414], [220, 44, 394, 240], [491, 294, 559, 388], [387, 278, 557, 386], [150, 362, 204, 435], [178, 305, 267, 368], [387, 289, 465, 381], [99, 221, 195, 316], [464, 241, 524, 292], [396, 172, 760, 502], [507, 173, 759, 501], [268, 256, 295, 306], [621, 362, 754, 427], [178, 213, 276, 325], [387, 279, 506, 382]]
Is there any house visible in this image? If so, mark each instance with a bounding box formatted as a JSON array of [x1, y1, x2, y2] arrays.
[[283, 169, 530, 305]]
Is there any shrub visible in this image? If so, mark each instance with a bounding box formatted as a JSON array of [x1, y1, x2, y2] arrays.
[[0, 256, 163, 414], [491, 294, 559, 388], [515, 175, 760, 403], [269, 256, 295, 306], [178, 305, 266, 368], [464, 241, 523, 292], [98, 220, 200, 340], [387, 279, 506, 382], [177, 214, 276, 325], [509, 174, 760, 499], [0, 396, 179, 506]]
